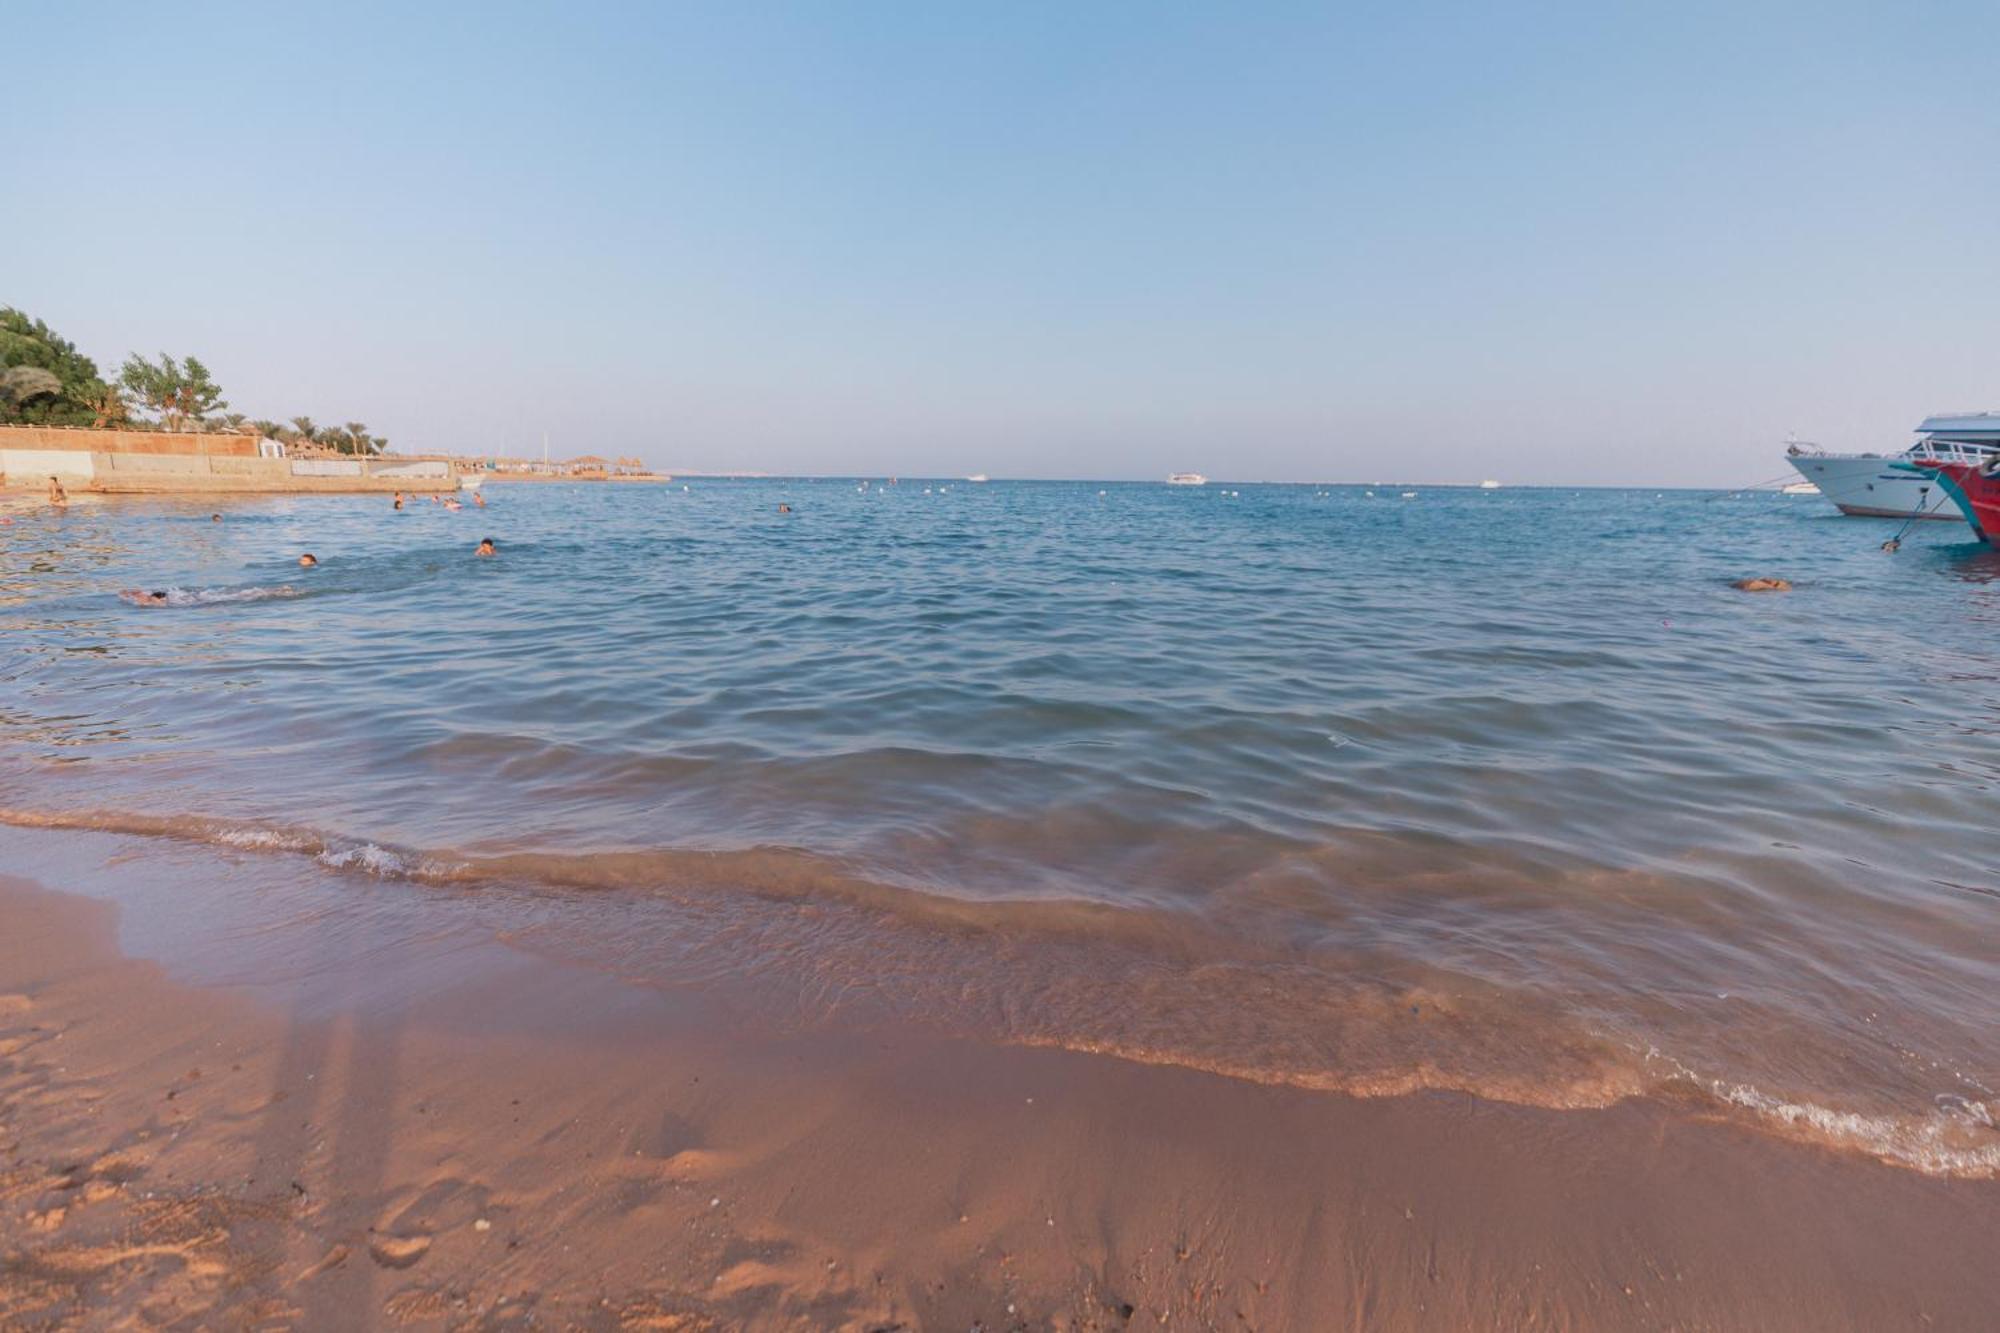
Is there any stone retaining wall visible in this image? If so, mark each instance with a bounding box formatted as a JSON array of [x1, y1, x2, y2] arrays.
[[0, 426, 457, 493], [0, 425, 259, 456]]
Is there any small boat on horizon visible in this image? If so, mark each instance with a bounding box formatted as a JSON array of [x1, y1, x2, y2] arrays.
[[966, 474, 989, 482], [1167, 472, 1207, 486], [1784, 415, 2000, 519]]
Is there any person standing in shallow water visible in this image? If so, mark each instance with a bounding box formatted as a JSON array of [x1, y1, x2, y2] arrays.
[[48, 476, 67, 505], [393, 492, 404, 510]]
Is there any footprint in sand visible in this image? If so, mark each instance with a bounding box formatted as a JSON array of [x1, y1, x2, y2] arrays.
[[366, 1176, 495, 1269], [367, 1233, 432, 1269], [377, 1176, 494, 1235], [298, 1242, 350, 1280]]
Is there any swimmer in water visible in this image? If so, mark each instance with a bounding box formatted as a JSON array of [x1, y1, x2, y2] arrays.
[[211, 513, 221, 522], [393, 492, 404, 510], [299, 553, 318, 567], [778, 503, 792, 513], [476, 537, 496, 557], [473, 492, 486, 508], [48, 476, 67, 505], [121, 589, 171, 604]]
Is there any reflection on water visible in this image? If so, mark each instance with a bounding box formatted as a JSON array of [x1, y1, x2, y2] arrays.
[[2, 482, 1997, 1175]]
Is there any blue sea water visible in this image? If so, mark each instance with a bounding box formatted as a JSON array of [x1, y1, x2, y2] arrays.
[[3, 480, 1998, 1173]]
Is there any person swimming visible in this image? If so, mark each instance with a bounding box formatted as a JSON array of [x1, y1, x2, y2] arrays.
[[778, 503, 792, 513], [476, 537, 496, 557], [48, 476, 67, 505], [299, 553, 318, 567], [393, 492, 404, 510], [120, 589, 171, 604], [473, 492, 486, 508]]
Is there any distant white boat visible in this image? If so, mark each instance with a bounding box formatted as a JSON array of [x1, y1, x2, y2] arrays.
[[1779, 480, 1819, 495], [1400, 491, 1418, 499], [966, 474, 989, 482], [1478, 479, 1501, 490], [1167, 472, 1207, 486]]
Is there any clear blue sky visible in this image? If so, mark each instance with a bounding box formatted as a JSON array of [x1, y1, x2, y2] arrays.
[[9, 1, 1996, 483]]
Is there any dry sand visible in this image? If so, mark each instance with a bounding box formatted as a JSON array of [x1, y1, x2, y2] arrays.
[[2, 869, 1996, 1331]]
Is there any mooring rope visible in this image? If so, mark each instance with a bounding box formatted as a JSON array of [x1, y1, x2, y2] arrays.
[[1880, 483, 1946, 552]]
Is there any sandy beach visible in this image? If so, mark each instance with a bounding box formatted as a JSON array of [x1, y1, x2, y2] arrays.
[[14, 0, 2000, 1323], [4, 841, 1997, 1331]]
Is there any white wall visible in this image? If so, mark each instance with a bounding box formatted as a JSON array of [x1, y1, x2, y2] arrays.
[[1, 449, 97, 481]]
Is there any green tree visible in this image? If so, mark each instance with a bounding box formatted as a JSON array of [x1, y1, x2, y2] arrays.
[[290, 415, 318, 444], [338, 421, 384, 455], [250, 419, 285, 439], [81, 382, 129, 429], [119, 353, 227, 432], [0, 307, 113, 426]]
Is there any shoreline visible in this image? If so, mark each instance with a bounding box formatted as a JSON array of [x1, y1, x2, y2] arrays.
[[3, 831, 1996, 1329]]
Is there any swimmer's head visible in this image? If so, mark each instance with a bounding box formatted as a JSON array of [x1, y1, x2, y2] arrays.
[[476, 538, 496, 556], [299, 553, 318, 567], [210, 514, 221, 522]]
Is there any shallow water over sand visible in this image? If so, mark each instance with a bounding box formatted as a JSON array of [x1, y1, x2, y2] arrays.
[[3, 480, 1998, 1173]]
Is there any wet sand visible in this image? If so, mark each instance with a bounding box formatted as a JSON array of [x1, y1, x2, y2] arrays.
[[2, 869, 1996, 1330]]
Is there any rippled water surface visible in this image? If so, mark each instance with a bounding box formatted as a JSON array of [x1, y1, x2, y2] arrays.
[[4, 480, 1999, 1173]]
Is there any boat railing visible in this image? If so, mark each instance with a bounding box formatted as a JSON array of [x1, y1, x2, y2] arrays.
[[1913, 437, 2000, 462]]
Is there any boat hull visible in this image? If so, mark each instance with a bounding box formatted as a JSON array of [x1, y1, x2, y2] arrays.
[[1784, 454, 1957, 519], [1908, 461, 2000, 542]]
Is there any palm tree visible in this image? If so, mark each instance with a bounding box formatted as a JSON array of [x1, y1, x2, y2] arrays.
[[290, 416, 318, 444], [250, 419, 284, 439], [83, 383, 129, 429]]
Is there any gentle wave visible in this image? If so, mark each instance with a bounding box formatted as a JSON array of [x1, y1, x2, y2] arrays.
[[118, 584, 305, 606], [5, 801, 1995, 1179]]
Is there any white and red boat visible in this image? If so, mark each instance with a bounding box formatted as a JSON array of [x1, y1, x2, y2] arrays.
[[1786, 414, 2000, 519]]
